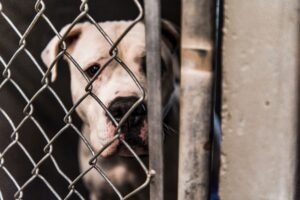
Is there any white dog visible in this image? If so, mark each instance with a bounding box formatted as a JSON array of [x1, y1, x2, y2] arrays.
[[42, 20, 179, 200]]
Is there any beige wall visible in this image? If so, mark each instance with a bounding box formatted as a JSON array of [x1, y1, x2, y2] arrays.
[[220, 0, 300, 200]]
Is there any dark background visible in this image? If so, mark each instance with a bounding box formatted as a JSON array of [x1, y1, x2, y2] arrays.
[[0, 0, 181, 199]]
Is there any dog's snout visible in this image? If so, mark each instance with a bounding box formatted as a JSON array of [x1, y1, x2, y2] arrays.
[[108, 96, 148, 156], [108, 96, 146, 124]]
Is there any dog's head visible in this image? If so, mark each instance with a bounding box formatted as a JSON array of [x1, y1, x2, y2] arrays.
[[41, 20, 179, 158]]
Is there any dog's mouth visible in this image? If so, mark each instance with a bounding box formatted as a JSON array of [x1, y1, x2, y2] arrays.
[[117, 114, 148, 157], [117, 144, 148, 157], [107, 97, 148, 157]]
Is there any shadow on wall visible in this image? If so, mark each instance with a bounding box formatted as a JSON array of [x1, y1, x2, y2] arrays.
[[0, 0, 180, 199]]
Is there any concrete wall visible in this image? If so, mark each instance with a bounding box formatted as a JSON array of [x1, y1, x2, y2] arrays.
[[220, 0, 300, 200]]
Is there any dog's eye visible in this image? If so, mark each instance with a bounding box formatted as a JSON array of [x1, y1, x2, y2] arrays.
[[85, 64, 100, 78]]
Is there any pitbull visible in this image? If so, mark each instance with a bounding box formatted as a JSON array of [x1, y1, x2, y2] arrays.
[[41, 20, 179, 200]]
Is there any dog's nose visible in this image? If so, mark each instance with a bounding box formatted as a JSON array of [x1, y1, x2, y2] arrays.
[[108, 96, 146, 128]]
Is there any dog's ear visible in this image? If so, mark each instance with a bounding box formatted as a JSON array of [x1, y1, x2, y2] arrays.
[[161, 20, 180, 55], [41, 23, 87, 81], [161, 20, 180, 82]]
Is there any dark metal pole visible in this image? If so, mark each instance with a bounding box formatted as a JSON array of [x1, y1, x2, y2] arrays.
[[144, 1, 164, 200]]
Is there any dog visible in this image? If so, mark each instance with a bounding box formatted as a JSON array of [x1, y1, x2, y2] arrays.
[[41, 20, 179, 200]]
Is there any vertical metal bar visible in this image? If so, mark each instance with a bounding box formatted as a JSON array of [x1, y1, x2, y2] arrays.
[[178, 0, 214, 200], [219, 1, 300, 200], [144, 1, 164, 200]]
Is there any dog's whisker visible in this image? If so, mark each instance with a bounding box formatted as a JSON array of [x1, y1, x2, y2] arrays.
[[163, 123, 177, 135]]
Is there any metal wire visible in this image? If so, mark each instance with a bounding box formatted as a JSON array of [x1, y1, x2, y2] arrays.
[[0, 0, 153, 199]]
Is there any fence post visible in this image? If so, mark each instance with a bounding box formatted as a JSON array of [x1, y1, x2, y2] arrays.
[[144, 1, 164, 200], [219, 1, 300, 200], [178, 0, 214, 200]]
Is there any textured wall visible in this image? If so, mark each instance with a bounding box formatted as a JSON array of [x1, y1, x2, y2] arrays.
[[220, 0, 300, 200]]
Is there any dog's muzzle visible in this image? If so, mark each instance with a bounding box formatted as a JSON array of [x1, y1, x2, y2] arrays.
[[108, 96, 148, 156]]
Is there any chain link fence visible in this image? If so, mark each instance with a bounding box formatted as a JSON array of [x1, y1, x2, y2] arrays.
[[0, 0, 158, 199]]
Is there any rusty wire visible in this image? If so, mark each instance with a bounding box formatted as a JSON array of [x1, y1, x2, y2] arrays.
[[0, 0, 153, 199]]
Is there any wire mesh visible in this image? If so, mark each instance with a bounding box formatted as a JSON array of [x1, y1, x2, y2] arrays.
[[0, 0, 154, 199]]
